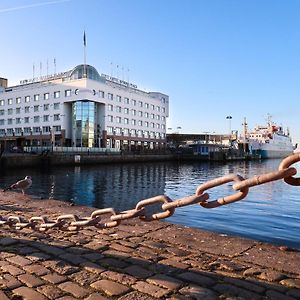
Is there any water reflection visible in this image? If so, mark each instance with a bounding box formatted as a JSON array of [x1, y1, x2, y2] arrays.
[[0, 159, 300, 248]]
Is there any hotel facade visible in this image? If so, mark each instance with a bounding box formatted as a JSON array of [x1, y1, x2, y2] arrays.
[[0, 65, 169, 151]]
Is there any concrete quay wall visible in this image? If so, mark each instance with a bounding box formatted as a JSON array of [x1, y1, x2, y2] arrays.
[[0, 153, 175, 168], [0, 191, 299, 299]]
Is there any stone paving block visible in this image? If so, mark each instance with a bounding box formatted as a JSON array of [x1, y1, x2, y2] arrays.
[[101, 270, 137, 285], [118, 291, 156, 300], [82, 252, 104, 262], [266, 289, 296, 300], [23, 263, 50, 276], [82, 261, 107, 274], [43, 259, 79, 275], [147, 274, 183, 290], [257, 270, 286, 282], [158, 258, 189, 270], [90, 279, 130, 296], [18, 246, 37, 255], [18, 273, 44, 287], [124, 265, 153, 279], [110, 242, 134, 253], [99, 257, 129, 269], [85, 293, 109, 300], [213, 283, 261, 300], [102, 249, 131, 259], [12, 286, 47, 300], [56, 296, 77, 300], [59, 281, 90, 298], [0, 237, 19, 246], [37, 284, 66, 299], [59, 253, 88, 265], [42, 272, 67, 284], [1, 264, 25, 276], [0, 290, 9, 300], [0, 273, 22, 289], [6, 255, 32, 267], [280, 278, 300, 289], [224, 277, 266, 294], [287, 288, 300, 299], [179, 284, 217, 300], [68, 270, 99, 285], [26, 252, 51, 262], [177, 271, 216, 287], [133, 281, 170, 298]]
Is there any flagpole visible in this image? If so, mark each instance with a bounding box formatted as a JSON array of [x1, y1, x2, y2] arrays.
[[83, 31, 87, 78]]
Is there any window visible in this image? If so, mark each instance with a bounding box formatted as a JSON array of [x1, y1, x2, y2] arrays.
[[0, 110, 4, 115], [131, 129, 136, 135], [144, 112, 149, 118], [33, 127, 40, 133], [8, 108, 13, 115], [161, 124, 166, 129], [54, 91, 60, 98], [16, 107, 21, 114], [145, 121, 149, 127], [138, 101, 143, 107], [99, 91, 105, 98], [124, 108, 129, 114], [131, 109, 136, 116], [24, 117, 29, 123], [65, 89, 71, 97], [44, 93, 49, 100], [34, 105, 39, 112], [131, 99, 136, 106], [150, 113, 155, 119], [8, 98, 13, 105], [162, 107, 166, 113], [161, 116, 165, 121], [0, 119, 4, 125], [108, 104, 113, 111], [116, 116, 122, 123], [117, 95, 121, 102], [43, 115, 49, 122], [138, 120, 143, 126], [16, 97, 21, 104], [54, 114, 60, 121], [0, 129, 5, 135], [25, 96, 30, 103], [138, 111, 143, 117], [116, 106, 122, 113], [24, 127, 31, 134], [131, 119, 136, 125], [108, 93, 113, 100], [25, 106, 30, 113], [54, 103, 60, 110], [34, 116, 40, 123], [16, 118, 21, 124], [7, 128, 14, 135], [108, 115, 113, 122], [0, 100, 4, 106], [156, 106, 160, 112], [156, 123, 160, 129], [124, 118, 129, 124], [53, 125, 61, 132], [44, 104, 49, 111], [156, 115, 160, 120], [7, 118, 13, 125], [43, 126, 51, 133], [34, 94, 39, 101], [145, 103, 149, 109]]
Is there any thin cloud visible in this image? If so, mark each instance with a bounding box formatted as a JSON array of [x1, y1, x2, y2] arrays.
[[0, 0, 71, 13]]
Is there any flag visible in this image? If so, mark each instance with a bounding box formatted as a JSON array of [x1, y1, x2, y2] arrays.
[[83, 31, 86, 47]]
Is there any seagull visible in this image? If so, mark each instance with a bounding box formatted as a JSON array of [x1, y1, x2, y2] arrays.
[[2, 176, 32, 195]]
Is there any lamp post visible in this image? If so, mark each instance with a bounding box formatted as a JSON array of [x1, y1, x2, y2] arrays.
[[226, 116, 232, 143]]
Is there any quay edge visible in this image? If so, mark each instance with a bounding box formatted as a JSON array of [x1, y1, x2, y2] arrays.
[[0, 191, 300, 299]]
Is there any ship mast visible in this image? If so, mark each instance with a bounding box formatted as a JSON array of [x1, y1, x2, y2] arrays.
[[242, 117, 248, 153]]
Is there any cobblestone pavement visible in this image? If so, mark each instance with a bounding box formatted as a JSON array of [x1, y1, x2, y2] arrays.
[[0, 192, 300, 300]]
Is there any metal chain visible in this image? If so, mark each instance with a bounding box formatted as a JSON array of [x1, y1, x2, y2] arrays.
[[1, 153, 300, 232]]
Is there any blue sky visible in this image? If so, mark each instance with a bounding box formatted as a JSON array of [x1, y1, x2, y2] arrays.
[[1, 0, 300, 144]]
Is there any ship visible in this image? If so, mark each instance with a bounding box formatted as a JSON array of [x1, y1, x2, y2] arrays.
[[240, 116, 295, 159]]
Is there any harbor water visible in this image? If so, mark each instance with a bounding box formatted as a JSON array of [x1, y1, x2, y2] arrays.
[[1, 159, 300, 249]]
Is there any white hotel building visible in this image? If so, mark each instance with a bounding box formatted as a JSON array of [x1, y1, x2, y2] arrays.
[[0, 65, 169, 151]]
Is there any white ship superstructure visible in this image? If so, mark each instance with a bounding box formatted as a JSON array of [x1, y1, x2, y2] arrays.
[[245, 116, 294, 158]]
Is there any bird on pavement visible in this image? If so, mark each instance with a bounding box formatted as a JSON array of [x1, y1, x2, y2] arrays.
[[2, 176, 32, 195]]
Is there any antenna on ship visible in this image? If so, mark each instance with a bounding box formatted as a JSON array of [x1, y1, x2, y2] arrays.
[[83, 30, 87, 78]]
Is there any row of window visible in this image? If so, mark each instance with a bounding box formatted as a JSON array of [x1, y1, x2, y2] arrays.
[[107, 115, 165, 129], [106, 126, 165, 139], [107, 105, 166, 120], [0, 91, 71, 106], [0, 114, 60, 125], [0, 126, 61, 135], [0, 103, 60, 115]]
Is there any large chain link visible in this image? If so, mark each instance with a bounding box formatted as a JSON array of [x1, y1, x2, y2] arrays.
[[1, 153, 300, 232]]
